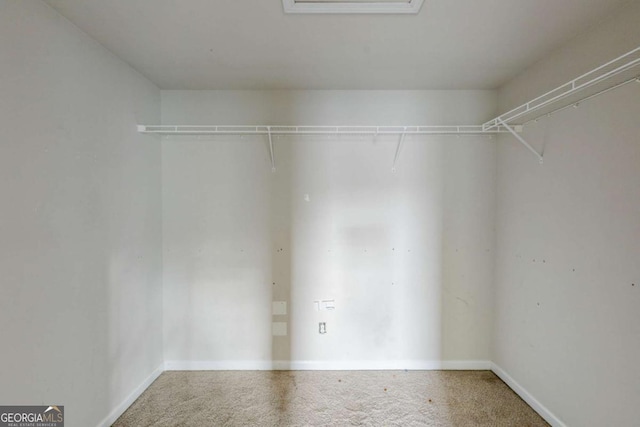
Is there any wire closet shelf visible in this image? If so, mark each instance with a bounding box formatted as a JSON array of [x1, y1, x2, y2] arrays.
[[138, 45, 640, 165]]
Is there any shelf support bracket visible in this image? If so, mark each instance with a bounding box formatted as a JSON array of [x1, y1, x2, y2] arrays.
[[498, 119, 544, 164], [267, 126, 275, 172], [391, 127, 407, 172]]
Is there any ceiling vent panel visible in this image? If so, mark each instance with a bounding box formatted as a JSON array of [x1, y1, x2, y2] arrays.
[[282, 0, 424, 14]]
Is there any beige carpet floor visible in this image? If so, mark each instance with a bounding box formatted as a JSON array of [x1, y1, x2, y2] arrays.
[[114, 370, 549, 426]]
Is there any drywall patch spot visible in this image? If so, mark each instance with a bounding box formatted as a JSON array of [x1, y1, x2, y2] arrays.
[[456, 297, 470, 307], [314, 300, 335, 311], [272, 322, 287, 336]]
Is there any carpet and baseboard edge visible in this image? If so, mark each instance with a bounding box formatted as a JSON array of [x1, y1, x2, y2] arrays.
[[97, 363, 164, 427], [490, 363, 566, 427], [97, 361, 565, 427]]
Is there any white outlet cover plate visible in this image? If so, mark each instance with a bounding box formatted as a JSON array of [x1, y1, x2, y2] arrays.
[[272, 301, 287, 315], [272, 322, 287, 336]]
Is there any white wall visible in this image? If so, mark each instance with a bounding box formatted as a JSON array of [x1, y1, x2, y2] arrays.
[[493, 2, 640, 426], [0, 2, 162, 426], [161, 90, 497, 368], [7, 1, 638, 424]]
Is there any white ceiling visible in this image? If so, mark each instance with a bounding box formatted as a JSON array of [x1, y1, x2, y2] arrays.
[[44, 0, 628, 90]]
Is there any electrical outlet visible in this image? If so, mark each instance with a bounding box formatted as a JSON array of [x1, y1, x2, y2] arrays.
[[319, 322, 326, 334]]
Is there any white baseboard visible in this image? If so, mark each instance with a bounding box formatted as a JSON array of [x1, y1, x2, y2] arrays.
[[97, 363, 164, 427], [491, 363, 566, 427], [164, 359, 491, 371]]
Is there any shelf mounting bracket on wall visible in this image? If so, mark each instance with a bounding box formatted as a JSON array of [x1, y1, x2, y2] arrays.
[[391, 127, 407, 173], [267, 126, 276, 172], [498, 119, 544, 164]]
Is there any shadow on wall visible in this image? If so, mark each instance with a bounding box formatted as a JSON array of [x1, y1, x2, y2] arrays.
[[255, 132, 462, 365], [269, 137, 293, 422]]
